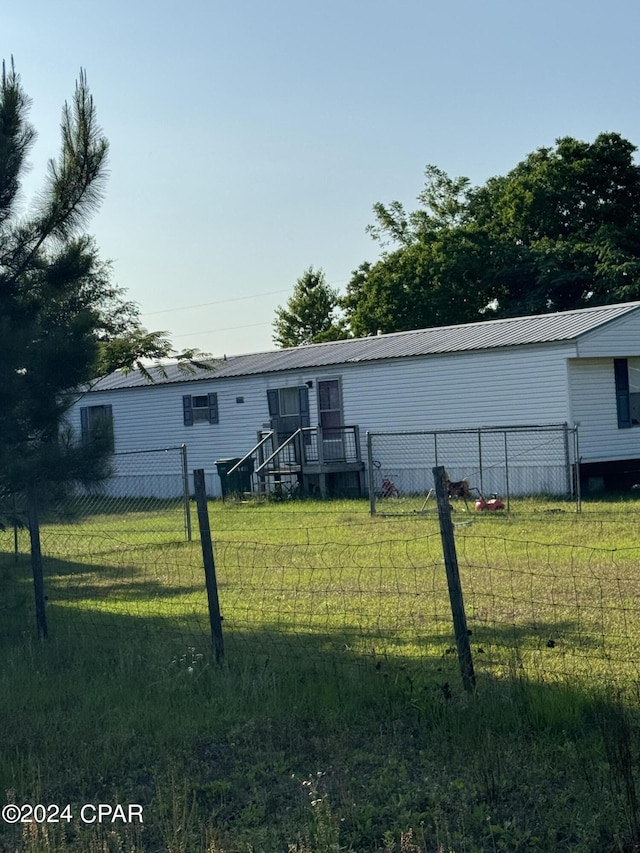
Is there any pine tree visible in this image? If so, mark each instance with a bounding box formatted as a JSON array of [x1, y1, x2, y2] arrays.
[[272, 266, 345, 348], [0, 60, 189, 513]]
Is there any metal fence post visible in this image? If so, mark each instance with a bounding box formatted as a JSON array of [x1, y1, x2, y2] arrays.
[[193, 469, 224, 663], [503, 430, 511, 512], [181, 444, 192, 541], [367, 432, 376, 515], [574, 426, 582, 513], [433, 466, 475, 692], [562, 423, 571, 501]]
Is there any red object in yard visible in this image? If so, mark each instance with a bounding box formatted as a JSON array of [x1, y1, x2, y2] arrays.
[[380, 478, 399, 498], [475, 497, 505, 511]]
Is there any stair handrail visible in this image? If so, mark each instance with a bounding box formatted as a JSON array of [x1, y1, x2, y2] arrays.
[[254, 427, 315, 474], [226, 430, 274, 476]]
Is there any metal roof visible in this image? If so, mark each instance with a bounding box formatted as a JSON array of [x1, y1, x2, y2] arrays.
[[90, 301, 640, 392]]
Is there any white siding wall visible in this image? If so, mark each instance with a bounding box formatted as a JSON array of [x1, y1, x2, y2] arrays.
[[71, 372, 321, 496], [569, 359, 640, 463], [335, 343, 574, 496], [577, 310, 640, 357], [335, 342, 574, 432]]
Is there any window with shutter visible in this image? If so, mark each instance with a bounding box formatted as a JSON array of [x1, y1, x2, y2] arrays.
[[183, 393, 218, 425], [614, 358, 640, 428], [628, 358, 640, 426], [615, 360, 632, 429]]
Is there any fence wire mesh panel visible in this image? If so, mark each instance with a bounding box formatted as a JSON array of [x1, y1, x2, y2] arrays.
[[198, 531, 639, 688], [3, 504, 640, 690], [453, 531, 640, 688], [368, 425, 579, 514], [212, 534, 450, 663], [0, 526, 208, 648], [46, 445, 192, 541]]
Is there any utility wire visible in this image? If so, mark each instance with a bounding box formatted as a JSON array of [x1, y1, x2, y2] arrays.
[[141, 289, 290, 316], [140, 278, 349, 317], [171, 321, 272, 338]]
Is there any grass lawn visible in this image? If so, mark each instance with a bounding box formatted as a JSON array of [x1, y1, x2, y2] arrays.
[[1, 495, 640, 851]]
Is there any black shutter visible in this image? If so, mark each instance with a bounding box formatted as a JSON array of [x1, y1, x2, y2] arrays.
[[103, 405, 114, 450], [298, 386, 310, 428], [183, 395, 194, 426], [208, 393, 218, 424], [614, 359, 632, 429], [267, 389, 279, 418], [80, 407, 89, 442]]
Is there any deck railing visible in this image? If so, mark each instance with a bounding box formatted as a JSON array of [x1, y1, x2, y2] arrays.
[[229, 425, 362, 493]]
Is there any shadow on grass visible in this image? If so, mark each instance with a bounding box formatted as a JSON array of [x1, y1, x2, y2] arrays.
[[0, 551, 206, 645], [3, 599, 640, 853], [45, 555, 203, 599], [2, 550, 631, 683], [8, 596, 633, 726], [37, 595, 639, 692]]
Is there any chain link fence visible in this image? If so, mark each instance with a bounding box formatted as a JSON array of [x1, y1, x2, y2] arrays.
[[367, 424, 580, 514], [7, 446, 192, 561], [63, 445, 192, 539]]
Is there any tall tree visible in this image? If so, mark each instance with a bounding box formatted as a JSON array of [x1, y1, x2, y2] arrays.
[[344, 133, 640, 334], [0, 60, 193, 511], [343, 227, 492, 336], [468, 132, 640, 315], [273, 266, 345, 348], [344, 165, 490, 334]]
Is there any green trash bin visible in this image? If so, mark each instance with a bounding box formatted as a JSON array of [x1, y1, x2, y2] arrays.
[[215, 457, 254, 499]]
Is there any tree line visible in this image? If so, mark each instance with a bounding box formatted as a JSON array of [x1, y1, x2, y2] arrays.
[[273, 133, 640, 347]]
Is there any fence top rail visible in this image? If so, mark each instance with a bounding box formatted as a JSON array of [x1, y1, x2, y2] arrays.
[[367, 423, 575, 438], [112, 446, 187, 457]]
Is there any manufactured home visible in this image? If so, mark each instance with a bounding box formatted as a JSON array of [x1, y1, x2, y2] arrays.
[[70, 302, 640, 497]]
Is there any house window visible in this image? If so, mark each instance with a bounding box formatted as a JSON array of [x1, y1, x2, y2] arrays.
[[279, 387, 301, 416], [183, 393, 218, 426], [80, 404, 114, 448], [614, 359, 640, 428]]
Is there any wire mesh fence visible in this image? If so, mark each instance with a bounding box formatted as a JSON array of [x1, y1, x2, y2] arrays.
[[206, 532, 640, 689], [3, 494, 640, 692], [367, 424, 580, 514], [0, 526, 207, 647]]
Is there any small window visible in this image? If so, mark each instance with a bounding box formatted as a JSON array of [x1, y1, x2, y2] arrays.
[[279, 387, 300, 416], [80, 404, 114, 448], [183, 393, 218, 426]]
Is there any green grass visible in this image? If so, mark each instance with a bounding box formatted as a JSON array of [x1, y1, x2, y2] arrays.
[[2, 496, 640, 851]]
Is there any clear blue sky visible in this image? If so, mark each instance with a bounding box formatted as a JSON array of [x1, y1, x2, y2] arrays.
[[4, 0, 640, 356]]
